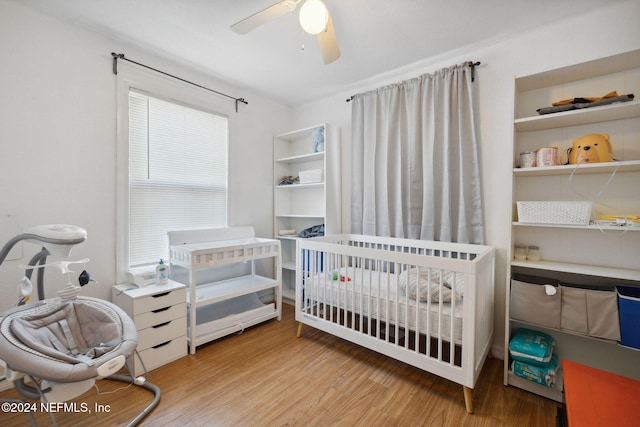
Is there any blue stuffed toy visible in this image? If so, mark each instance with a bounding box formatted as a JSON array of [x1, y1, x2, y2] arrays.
[[312, 127, 324, 152]]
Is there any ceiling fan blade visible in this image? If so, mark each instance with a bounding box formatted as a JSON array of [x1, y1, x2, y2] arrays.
[[317, 13, 340, 64], [231, 0, 298, 35]]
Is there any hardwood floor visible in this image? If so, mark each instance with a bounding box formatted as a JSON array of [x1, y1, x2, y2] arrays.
[[0, 304, 560, 426]]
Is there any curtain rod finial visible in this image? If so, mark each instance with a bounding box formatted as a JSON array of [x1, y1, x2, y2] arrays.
[[467, 61, 481, 82], [111, 52, 126, 75]]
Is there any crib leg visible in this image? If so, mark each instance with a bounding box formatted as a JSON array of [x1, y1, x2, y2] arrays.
[[296, 322, 303, 338], [463, 386, 473, 414]]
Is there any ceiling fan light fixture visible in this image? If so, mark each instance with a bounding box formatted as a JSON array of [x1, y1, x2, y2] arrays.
[[299, 0, 329, 35]]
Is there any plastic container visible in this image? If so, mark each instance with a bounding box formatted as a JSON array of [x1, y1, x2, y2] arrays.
[[156, 259, 169, 285], [514, 244, 527, 260], [617, 286, 640, 349], [527, 245, 541, 261]]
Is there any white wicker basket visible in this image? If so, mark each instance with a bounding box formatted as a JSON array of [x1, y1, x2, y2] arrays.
[[517, 201, 593, 225]]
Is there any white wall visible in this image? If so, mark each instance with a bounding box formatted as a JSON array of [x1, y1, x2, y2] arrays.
[[0, 0, 291, 311], [290, 0, 640, 355], [1, 0, 639, 356]]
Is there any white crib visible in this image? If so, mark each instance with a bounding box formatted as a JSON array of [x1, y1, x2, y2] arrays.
[[295, 234, 495, 413]]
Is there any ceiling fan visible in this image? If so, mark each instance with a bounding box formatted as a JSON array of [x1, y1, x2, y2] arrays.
[[231, 0, 340, 65]]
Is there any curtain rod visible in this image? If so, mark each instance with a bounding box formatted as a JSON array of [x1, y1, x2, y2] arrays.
[[111, 53, 248, 112], [346, 61, 481, 102]]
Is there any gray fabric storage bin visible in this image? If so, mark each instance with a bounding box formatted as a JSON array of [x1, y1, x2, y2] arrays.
[[586, 289, 620, 341], [511, 279, 561, 329], [560, 286, 588, 334]]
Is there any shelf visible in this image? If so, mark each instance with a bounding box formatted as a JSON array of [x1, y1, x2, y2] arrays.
[[510, 318, 622, 345], [187, 274, 279, 307], [275, 151, 324, 164], [275, 124, 324, 141], [515, 50, 640, 91], [512, 222, 640, 231], [275, 214, 325, 219], [276, 235, 299, 241], [511, 260, 640, 281], [276, 182, 324, 189], [513, 160, 640, 176], [514, 100, 640, 132], [282, 260, 295, 271], [192, 307, 279, 348], [507, 371, 563, 402]]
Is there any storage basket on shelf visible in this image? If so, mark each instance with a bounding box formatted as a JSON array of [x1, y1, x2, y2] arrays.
[[517, 201, 593, 225], [299, 169, 323, 184], [617, 286, 640, 350]]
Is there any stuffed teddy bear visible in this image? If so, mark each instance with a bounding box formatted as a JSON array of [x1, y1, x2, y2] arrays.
[[569, 133, 613, 164]]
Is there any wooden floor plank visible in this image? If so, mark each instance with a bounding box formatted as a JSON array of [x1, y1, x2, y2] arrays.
[[0, 304, 559, 426]]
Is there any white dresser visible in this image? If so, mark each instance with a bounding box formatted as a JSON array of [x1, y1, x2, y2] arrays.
[[112, 280, 187, 376]]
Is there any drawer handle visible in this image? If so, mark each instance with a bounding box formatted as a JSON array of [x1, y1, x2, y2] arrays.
[[153, 321, 171, 329], [152, 291, 171, 298], [151, 306, 171, 313], [152, 340, 172, 349]]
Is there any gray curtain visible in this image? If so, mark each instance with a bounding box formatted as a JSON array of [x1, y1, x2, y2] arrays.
[[351, 62, 484, 244]]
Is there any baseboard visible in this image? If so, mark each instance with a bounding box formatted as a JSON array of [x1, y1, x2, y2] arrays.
[[491, 343, 504, 360], [0, 379, 13, 392]]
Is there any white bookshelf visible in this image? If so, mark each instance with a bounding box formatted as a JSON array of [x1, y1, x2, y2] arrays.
[[273, 124, 341, 302]]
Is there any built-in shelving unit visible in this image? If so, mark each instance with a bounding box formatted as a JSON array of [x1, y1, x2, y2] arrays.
[[504, 49, 640, 401], [273, 124, 341, 303]]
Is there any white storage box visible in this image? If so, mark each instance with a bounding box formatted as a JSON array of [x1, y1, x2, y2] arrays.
[[299, 169, 323, 184], [517, 201, 593, 225]]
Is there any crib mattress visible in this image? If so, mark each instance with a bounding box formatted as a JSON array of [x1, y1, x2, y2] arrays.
[[302, 267, 463, 344]]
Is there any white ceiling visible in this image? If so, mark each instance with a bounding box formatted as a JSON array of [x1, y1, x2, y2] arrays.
[[14, 0, 625, 106]]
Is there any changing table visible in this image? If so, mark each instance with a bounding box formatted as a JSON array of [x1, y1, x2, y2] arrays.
[[168, 226, 282, 354]]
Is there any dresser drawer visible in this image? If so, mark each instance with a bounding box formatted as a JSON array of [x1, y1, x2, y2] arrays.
[[129, 335, 187, 375], [133, 288, 185, 315], [112, 281, 186, 316], [135, 302, 186, 330], [137, 316, 187, 351]]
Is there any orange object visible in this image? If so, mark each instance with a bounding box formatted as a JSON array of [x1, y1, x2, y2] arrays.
[[552, 91, 618, 106], [563, 360, 640, 427], [569, 134, 613, 164]]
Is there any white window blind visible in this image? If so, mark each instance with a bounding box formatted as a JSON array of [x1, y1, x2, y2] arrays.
[[128, 90, 228, 267]]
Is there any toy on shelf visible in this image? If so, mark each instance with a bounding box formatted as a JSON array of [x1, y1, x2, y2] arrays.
[[569, 133, 613, 164]]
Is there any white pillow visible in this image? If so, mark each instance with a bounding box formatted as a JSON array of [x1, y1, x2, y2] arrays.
[[398, 268, 453, 302], [449, 271, 465, 296]]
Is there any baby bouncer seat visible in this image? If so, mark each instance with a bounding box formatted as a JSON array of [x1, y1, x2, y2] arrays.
[[0, 225, 160, 426]]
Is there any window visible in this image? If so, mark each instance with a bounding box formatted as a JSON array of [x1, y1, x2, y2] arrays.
[[127, 90, 228, 267]]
